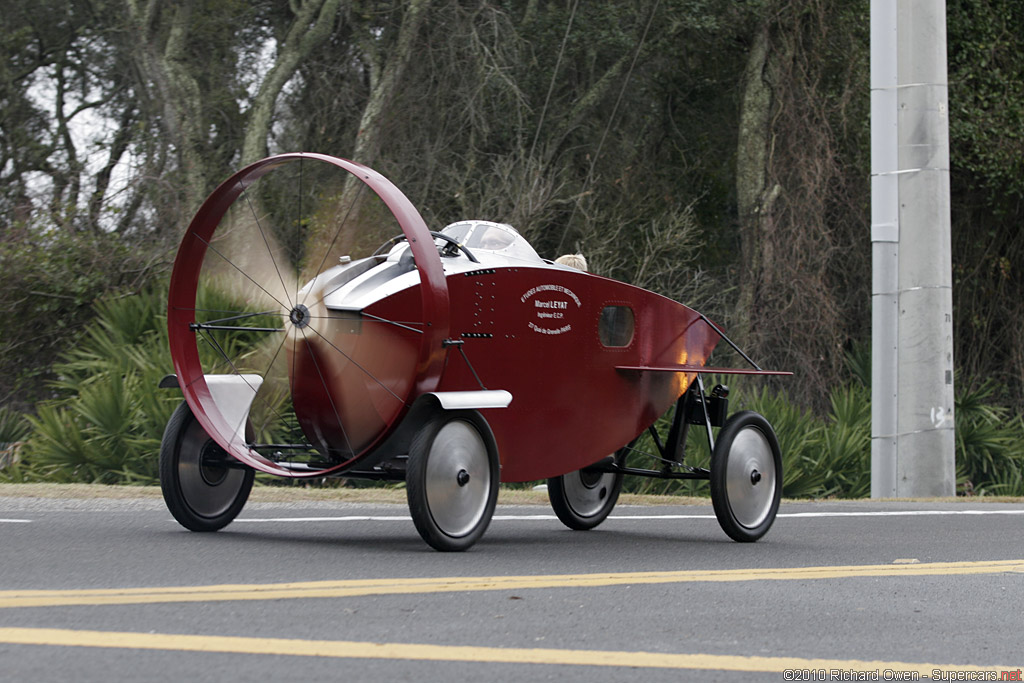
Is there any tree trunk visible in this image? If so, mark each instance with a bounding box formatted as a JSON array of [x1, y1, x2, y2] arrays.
[[123, 0, 209, 211], [240, 0, 343, 165], [306, 0, 433, 262], [351, 0, 432, 166], [734, 24, 778, 350]]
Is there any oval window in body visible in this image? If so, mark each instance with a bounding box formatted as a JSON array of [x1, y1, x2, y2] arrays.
[[599, 306, 635, 347]]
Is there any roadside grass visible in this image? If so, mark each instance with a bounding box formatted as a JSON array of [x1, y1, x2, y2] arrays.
[[0, 482, 705, 506], [1, 483, 1021, 507]]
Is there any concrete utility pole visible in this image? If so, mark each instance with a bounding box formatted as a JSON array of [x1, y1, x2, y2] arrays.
[[870, 0, 956, 497]]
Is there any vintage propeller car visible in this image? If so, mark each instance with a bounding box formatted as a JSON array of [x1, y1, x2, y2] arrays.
[[161, 153, 789, 551]]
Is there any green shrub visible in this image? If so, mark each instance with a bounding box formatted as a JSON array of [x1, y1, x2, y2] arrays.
[[5, 284, 298, 485], [954, 380, 1024, 495], [735, 386, 834, 498], [0, 406, 30, 472], [819, 384, 872, 498], [0, 229, 158, 411], [4, 289, 178, 484], [0, 405, 30, 444]]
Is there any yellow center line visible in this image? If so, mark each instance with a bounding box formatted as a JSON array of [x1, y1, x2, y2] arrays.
[[0, 559, 1021, 609], [0, 627, 1015, 674]]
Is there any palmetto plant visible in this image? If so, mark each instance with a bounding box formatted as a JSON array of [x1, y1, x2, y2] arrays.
[[9, 292, 175, 484], [954, 380, 1024, 496], [0, 406, 30, 471], [819, 384, 872, 498], [4, 287, 290, 484], [0, 406, 30, 443]]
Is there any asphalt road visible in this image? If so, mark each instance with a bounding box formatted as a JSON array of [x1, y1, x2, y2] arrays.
[[1, 491, 1022, 682]]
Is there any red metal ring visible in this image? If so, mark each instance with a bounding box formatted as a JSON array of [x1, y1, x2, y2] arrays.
[[167, 153, 449, 476]]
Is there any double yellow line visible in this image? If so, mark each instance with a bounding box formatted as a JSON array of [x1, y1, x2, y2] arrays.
[[0, 627, 1014, 675], [1, 560, 1020, 673], [0, 559, 1021, 609]]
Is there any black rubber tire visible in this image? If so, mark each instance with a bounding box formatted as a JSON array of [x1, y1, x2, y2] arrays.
[[406, 411, 499, 551], [159, 400, 254, 532], [547, 448, 626, 530], [710, 410, 782, 542]]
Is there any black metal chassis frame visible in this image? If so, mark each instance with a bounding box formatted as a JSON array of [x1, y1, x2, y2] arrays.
[[582, 314, 769, 484], [161, 372, 726, 483], [583, 374, 727, 483], [159, 314, 759, 484]]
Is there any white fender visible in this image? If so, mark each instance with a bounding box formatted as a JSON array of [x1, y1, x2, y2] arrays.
[[427, 390, 512, 410], [204, 374, 264, 446]]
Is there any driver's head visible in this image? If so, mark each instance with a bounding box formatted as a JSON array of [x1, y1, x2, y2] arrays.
[[478, 226, 510, 250]]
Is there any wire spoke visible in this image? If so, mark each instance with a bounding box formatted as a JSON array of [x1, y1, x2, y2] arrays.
[[191, 309, 281, 326], [296, 325, 355, 456], [301, 179, 370, 308], [296, 156, 303, 307], [304, 321, 405, 404], [193, 231, 291, 312], [241, 189, 296, 311], [358, 312, 425, 334]]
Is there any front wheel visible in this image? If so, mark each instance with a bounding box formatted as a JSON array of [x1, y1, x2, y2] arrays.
[[709, 411, 782, 542], [160, 401, 254, 532], [547, 448, 626, 530], [406, 411, 499, 551]]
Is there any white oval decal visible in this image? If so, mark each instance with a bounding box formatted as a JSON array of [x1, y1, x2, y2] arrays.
[[520, 285, 581, 335]]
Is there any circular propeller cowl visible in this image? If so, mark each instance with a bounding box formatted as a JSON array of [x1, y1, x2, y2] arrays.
[[167, 153, 449, 477]]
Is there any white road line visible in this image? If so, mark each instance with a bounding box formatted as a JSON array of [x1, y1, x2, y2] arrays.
[[228, 509, 1024, 523], [620, 510, 1024, 520], [7, 508, 1020, 525], [234, 516, 410, 523], [780, 509, 1024, 517]]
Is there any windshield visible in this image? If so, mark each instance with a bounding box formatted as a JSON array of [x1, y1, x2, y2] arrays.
[[441, 221, 517, 250], [439, 220, 544, 264]]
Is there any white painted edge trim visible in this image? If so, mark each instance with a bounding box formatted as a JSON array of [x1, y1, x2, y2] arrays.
[[427, 390, 513, 410]]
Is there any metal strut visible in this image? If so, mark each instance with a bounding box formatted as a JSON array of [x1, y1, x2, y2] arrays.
[[443, 339, 488, 391], [606, 373, 728, 482]]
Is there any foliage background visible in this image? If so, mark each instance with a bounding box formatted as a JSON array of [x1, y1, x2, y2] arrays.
[[2, 0, 1023, 493]]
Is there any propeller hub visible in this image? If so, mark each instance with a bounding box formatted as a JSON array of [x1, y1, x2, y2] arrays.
[[289, 304, 311, 329]]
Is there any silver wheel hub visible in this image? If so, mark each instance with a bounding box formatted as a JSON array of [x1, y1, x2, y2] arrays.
[[562, 465, 615, 518], [179, 420, 247, 518], [725, 426, 776, 528], [425, 420, 490, 537]]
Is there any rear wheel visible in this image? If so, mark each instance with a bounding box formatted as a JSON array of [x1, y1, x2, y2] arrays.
[[547, 448, 626, 530], [406, 411, 499, 551], [160, 401, 254, 531], [709, 411, 781, 542]]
